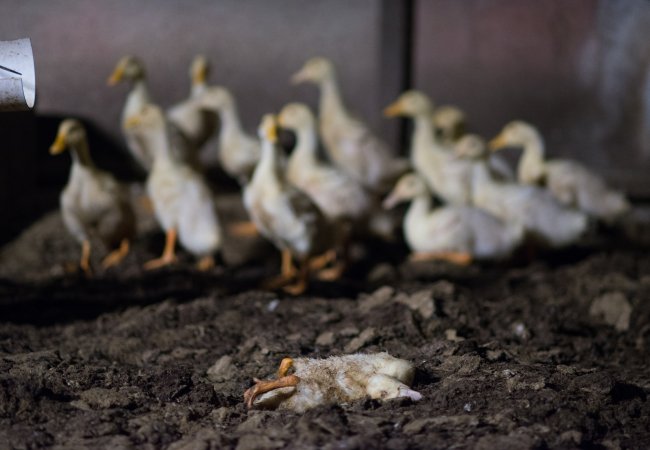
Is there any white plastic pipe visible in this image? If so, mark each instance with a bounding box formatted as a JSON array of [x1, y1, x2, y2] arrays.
[[0, 38, 35, 111]]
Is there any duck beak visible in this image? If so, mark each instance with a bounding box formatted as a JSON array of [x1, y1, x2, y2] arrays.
[[290, 67, 310, 85], [488, 133, 507, 152], [107, 65, 125, 86], [49, 132, 67, 155], [124, 115, 141, 129], [382, 190, 401, 210], [265, 117, 279, 143], [192, 64, 208, 86], [383, 101, 403, 118]]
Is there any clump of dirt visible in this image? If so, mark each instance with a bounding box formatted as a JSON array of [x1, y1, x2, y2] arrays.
[[1, 198, 649, 449]]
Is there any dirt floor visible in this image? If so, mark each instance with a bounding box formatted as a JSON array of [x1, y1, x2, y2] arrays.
[[1, 194, 649, 449]]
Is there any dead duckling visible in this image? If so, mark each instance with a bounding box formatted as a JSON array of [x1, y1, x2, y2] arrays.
[[50, 119, 135, 275], [457, 134, 589, 248], [167, 55, 218, 153], [244, 114, 336, 294], [291, 57, 408, 193], [490, 120, 630, 224], [125, 105, 222, 270], [244, 353, 422, 413], [384, 173, 524, 264]]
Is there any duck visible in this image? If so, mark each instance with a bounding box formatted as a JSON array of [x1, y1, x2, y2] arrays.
[[125, 105, 222, 270], [167, 55, 218, 153], [244, 353, 422, 413], [384, 90, 475, 205], [50, 119, 135, 275], [197, 86, 261, 183], [107, 55, 154, 171], [456, 134, 588, 247], [244, 114, 336, 294], [384, 173, 524, 263], [291, 57, 408, 193], [489, 120, 630, 223]]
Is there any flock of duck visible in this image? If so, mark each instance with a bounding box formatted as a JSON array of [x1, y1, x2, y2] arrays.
[[50, 55, 631, 294]]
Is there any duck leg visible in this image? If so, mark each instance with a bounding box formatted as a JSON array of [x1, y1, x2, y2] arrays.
[[228, 221, 259, 237], [283, 258, 310, 295], [196, 255, 215, 271], [144, 228, 178, 270], [80, 239, 92, 276], [102, 239, 130, 269], [263, 249, 298, 290], [277, 358, 294, 377], [244, 374, 301, 409], [410, 251, 472, 266]]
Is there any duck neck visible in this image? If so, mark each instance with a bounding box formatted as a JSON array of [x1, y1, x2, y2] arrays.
[[144, 125, 174, 164], [252, 139, 283, 190], [290, 126, 319, 167], [405, 193, 432, 225], [218, 103, 245, 145], [518, 132, 546, 183], [69, 139, 95, 169], [411, 112, 438, 163], [319, 75, 348, 122], [191, 82, 207, 98], [125, 77, 150, 118]]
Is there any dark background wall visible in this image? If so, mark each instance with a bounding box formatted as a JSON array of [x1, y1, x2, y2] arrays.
[[1, 0, 650, 241]]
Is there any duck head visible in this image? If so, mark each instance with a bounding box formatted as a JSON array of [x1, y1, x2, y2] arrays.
[[50, 119, 86, 155], [258, 114, 279, 144], [489, 120, 539, 152], [107, 56, 146, 86], [190, 55, 210, 87], [432, 105, 466, 142], [384, 90, 434, 118], [278, 102, 315, 131], [291, 57, 335, 85], [454, 134, 488, 160], [383, 173, 428, 209], [366, 374, 422, 401]]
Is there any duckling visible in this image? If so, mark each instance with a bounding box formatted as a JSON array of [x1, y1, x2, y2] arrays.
[[244, 114, 335, 294], [167, 55, 218, 152], [125, 105, 222, 270], [197, 86, 261, 183], [50, 119, 135, 275], [244, 353, 422, 413], [433, 105, 514, 181], [456, 134, 588, 248], [490, 120, 630, 224], [384, 91, 474, 205], [291, 57, 408, 193], [107, 56, 154, 171], [384, 173, 524, 263]]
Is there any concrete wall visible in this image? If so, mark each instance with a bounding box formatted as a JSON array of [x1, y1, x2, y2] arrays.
[[413, 0, 650, 194]]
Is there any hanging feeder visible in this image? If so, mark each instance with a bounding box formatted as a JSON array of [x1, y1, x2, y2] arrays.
[[0, 38, 35, 111]]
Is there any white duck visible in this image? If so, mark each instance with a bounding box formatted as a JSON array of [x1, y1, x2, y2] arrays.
[[490, 120, 630, 223], [167, 55, 218, 153], [197, 86, 261, 183], [244, 353, 422, 413], [456, 134, 588, 248], [108, 56, 154, 171], [291, 57, 408, 193], [384, 173, 524, 263], [384, 90, 474, 205], [279, 102, 372, 223], [244, 114, 335, 294], [125, 105, 222, 270], [50, 119, 135, 275]]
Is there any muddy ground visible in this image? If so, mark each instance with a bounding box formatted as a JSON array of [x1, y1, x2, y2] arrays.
[[0, 195, 649, 449]]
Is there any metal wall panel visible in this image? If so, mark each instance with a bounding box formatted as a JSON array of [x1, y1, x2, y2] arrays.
[[413, 0, 650, 196]]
